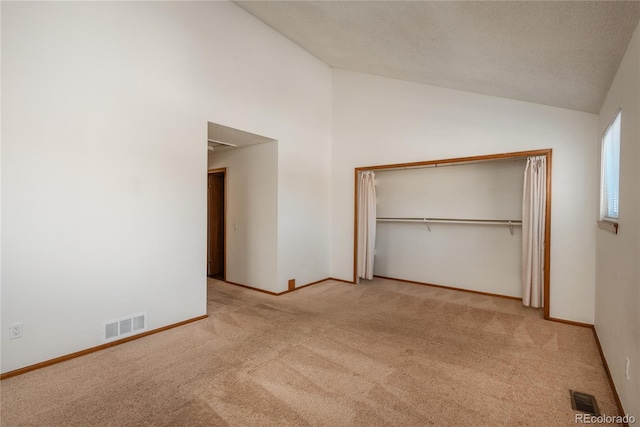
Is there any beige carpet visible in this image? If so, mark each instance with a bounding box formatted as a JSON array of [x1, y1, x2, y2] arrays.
[[1, 278, 619, 426]]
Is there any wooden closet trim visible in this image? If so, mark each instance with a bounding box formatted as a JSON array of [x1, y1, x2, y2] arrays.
[[353, 148, 553, 320]]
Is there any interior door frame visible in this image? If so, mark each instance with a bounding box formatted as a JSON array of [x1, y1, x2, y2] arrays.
[[353, 149, 553, 319], [208, 167, 227, 281]]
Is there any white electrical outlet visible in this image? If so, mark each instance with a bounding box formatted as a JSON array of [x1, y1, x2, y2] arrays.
[[625, 357, 630, 380], [9, 322, 23, 339]]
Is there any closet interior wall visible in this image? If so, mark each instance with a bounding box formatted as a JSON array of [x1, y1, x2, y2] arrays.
[[372, 159, 527, 298]]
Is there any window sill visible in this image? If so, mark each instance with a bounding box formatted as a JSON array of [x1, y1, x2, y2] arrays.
[[597, 220, 618, 234]]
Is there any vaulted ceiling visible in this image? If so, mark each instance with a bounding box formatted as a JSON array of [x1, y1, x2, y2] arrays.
[[235, 1, 640, 113]]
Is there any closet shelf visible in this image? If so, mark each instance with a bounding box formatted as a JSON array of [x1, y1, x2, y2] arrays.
[[376, 217, 522, 234], [376, 217, 522, 224]]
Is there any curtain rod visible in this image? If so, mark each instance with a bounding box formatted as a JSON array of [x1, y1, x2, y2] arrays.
[[368, 156, 529, 173]]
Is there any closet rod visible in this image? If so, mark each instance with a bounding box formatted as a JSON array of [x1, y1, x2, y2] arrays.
[[376, 218, 522, 225], [376, 217, 522, 234], [376, 217, 522, 225]]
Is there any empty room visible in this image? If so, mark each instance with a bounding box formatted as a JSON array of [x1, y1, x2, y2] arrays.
[[1, 1, 639, 426]]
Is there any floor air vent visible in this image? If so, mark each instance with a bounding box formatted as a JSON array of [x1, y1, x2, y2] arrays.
[[570, 390, 600, 416], [102, 312, 147, 343]]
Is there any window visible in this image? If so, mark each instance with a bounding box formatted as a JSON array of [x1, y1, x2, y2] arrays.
[[600, 110, 621, 222]]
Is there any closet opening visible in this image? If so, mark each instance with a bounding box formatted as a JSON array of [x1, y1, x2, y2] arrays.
[[353, 149, 553, 319]]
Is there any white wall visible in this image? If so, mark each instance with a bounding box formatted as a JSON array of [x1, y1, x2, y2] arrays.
[[374, 161, 525, 297], [1, 1, 331, 373], [595, 21, 640, 418], [275, 86, 332, 293], [208, 142, 278, 292], [0, 0, 3, 353], [331, 70, 598, 323]]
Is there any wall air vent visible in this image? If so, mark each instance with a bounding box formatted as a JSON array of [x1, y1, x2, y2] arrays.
[[102, 312, 147, 343], [208, 138, 238, 152]]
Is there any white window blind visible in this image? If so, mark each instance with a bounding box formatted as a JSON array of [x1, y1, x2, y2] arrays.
[[601, 111, 621, 221]]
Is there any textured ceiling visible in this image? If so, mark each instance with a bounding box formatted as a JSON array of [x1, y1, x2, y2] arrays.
[[235, 1, 640, 113]]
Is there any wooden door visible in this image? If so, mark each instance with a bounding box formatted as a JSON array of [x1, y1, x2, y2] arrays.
[[207, 172, 225, 278]]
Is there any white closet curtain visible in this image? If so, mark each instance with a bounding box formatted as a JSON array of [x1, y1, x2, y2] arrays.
[[521, 156, 546, 307], [357, 171, 377, 281]]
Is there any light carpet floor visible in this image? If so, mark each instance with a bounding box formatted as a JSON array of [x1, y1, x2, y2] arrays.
[[0, 278, 620, 426]]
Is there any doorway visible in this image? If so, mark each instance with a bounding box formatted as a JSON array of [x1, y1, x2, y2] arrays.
[[207, 169, 226, 279]]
